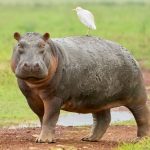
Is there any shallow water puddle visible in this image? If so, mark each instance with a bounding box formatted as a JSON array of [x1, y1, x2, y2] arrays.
[[58, 111, 134, 126], [7, 110, 134, 129]]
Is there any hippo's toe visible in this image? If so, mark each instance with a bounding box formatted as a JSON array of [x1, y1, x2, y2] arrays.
[[81, 136, 99, 142], [35, 136, 56, 143]]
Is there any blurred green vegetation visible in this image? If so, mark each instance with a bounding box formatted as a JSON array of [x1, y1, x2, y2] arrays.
[[117, 137, 150, 150], [0, 0, 150, 126]]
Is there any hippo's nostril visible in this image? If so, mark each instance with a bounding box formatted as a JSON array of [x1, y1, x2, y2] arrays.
[[22, 62, 30, 71], [33, 63, 40, 71], [35, 63, 40, 68], [24, 63, 28, 67]]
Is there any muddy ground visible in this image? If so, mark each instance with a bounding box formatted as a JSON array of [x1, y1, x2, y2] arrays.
[[0, 69, 150, 150], [0, 126, 136, 150]]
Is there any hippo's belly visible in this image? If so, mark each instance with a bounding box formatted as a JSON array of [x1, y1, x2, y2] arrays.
[[61, 98, 122, 113]]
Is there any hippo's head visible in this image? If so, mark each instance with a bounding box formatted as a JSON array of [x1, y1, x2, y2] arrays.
[[11, 32, 58, 82]]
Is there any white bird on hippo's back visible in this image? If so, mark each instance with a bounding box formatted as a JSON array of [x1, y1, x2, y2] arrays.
[[73, 6, 96, 35]]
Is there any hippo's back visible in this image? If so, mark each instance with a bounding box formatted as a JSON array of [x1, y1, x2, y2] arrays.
[[52, 36, 144, 107], [53, 36, 138, 70]]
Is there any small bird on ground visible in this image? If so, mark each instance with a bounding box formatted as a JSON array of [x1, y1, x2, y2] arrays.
[[73, 6, 96, 35]]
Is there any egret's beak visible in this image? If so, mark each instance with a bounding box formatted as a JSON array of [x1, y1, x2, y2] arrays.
[[72, 9, 76, 11]]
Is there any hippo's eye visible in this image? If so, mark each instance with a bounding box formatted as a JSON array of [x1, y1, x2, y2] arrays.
[[18, 43, 24, 49], [17, 43, 25, 54]]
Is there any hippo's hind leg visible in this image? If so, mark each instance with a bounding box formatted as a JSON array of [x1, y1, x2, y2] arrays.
[[127, 103, 150, 137], [126, 76, 150, 138], [82, 109, 111, 142]]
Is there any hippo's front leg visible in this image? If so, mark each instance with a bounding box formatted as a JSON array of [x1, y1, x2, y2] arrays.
[[36, 97, 62, 143]]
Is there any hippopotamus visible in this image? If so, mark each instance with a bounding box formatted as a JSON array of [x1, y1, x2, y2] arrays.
[[11, 32, 150, 143]]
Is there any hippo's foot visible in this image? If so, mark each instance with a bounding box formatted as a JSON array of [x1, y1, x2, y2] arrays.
[[36, 137, 56, 143], [81, 136, 99, 142], [35, 132, 56, 143]]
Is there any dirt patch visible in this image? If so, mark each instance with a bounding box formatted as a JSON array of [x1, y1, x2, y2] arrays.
[[0, 125, 136, 150]]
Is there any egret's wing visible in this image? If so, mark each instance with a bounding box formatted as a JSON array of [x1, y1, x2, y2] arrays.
[[77, 9, 96, 30]]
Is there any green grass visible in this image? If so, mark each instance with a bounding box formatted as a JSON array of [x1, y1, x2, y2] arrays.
[[117, 138, 150, 150], [113, 120, 136, 126], [113, 119, 150, 150], [0, 1, 150, 126], [0, 62, 37, 127]]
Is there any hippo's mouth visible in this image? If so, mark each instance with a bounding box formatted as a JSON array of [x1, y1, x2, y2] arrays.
[[16, 74, 47, 81], [23, 77, 42, 81]]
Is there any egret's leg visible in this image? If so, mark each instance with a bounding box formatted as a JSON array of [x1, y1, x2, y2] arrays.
[[86, 28, 90, 36]]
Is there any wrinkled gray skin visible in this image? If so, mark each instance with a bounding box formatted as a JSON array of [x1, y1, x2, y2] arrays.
[[11, 32, 150, 143]]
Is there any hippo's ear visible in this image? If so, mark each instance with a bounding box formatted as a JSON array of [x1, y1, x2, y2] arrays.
[[43, 33, 50, 41], [14, 32, 21, 41]]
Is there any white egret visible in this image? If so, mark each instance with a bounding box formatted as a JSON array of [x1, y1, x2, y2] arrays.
[[73, 6, 96, 35]]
